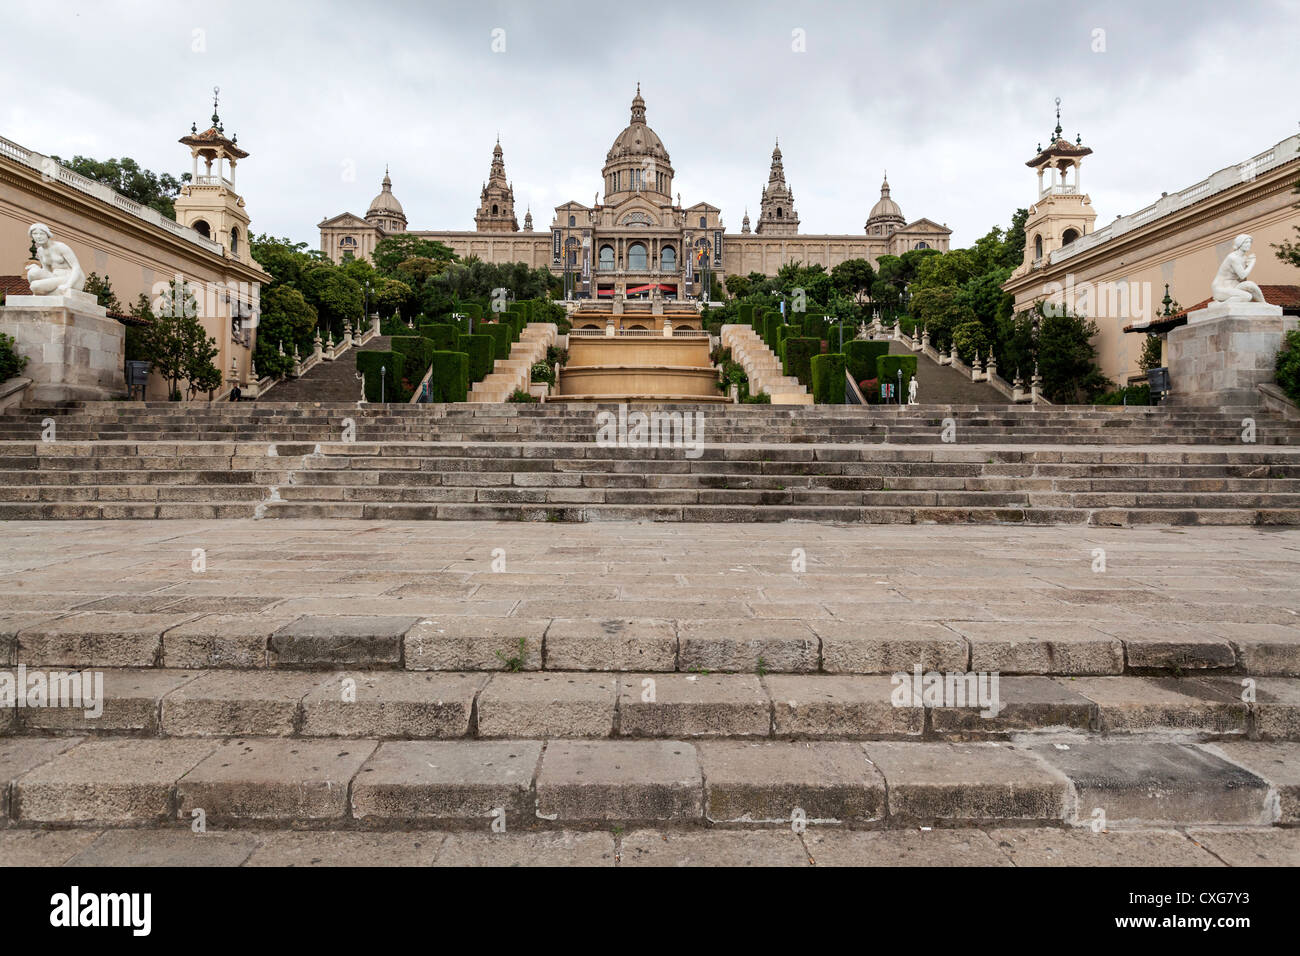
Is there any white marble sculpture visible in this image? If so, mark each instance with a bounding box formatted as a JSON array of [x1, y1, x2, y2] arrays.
[[24, 223, 86, 295], [908, 377, 919, 405], [1211, 235, 1267, 304]]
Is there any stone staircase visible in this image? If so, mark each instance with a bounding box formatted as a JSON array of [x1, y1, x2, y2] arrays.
[[1, 517, 1297, 837], [0, 441, 1298, 524], [720, 324, 813, 404], [468, 323, 558, 403], [888, 340, 1006, 405], [256, 335, 391, 403]]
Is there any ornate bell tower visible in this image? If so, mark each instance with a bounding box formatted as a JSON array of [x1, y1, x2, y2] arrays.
[[756, 139, 799, 235], [475, 138, 519, 232], [175, 87, 253, 264], [1018, 99, 1096, 273]]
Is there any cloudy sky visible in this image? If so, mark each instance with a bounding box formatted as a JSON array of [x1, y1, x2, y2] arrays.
[[6, 0, 1298, 252]]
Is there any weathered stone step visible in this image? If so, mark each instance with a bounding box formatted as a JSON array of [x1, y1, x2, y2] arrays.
[[2, 735, 1292, 828], [8, 612, 1300, 677], [10, 824, 1296, 866], [3, 670, 1295, 741]]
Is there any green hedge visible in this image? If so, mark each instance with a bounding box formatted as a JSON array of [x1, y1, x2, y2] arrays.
[[760, 313, 778, 349], [479, 322, 514, 361], [811, 353, 847, 404], [419, 322, 459, 352], [845, 341, 891, 385], [458, 333, 495, 383], [426, 350, 469, 403], [1278, 329, 1300, 405], [738, 303, 754, 327], [781, 336, 820, 387], [800, 312, 825, 338], [826, 324, 855, 350], [876, 354, 918, 402], [356, 350, 404, 402]]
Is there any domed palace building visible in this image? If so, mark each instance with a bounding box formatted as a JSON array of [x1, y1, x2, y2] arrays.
[[318, 86, 951, 297]]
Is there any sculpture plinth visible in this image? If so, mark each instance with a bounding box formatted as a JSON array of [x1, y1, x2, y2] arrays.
[[1167, 303, 1294, 406], [0, 292, 126, 401]]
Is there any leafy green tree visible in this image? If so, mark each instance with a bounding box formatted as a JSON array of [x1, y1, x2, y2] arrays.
[[255, 285, 317, 378], [372, 235, 457, 274], [830, 258, 875, 303], [1032, 304, 1113, 403], [250, 235, 323, 287], [724, 274, 753, 299], [0, 332, 29, 381], [299, 261, 363, 336], [141, 279, 221, 400], [52, 155, 190, 220]]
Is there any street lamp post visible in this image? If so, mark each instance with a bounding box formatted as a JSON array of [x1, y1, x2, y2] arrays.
[[380, 365, 386, 404]]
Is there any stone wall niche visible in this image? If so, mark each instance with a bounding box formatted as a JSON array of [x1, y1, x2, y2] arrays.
[[0, 291, 126, 401], [1166, 303, 1296, 406]]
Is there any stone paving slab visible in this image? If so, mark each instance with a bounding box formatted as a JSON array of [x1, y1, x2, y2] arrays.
[[351, 740, 542, 824], [1254, 677, 1300, 739], [620, 828, 810, 866], [863, 742, 1068, 824], [177, 739, 377, 823], [0, 828, 101, 865], [161, 613, 295, 668], [536, 741, 702, 822], [161, 670, 324, 736], [953, 622, 1125, 675], [1029, 740, 1273, 827], [1186, 828, 1300, 866], [544, 618, 678, 671], [1068, 676, 1250, 735], [678, 620, 819, 673], [619, 673, 770, 737], [802, 828, 1012, 866], [477, 673, 617, 738], [404, 618, 547, 671], [270, 616, 417, 667], [16, 613, 192, 667], [1204, 741, 1300, 822], [66, 829, 260, 866], [928, 676, 1095, 736], [813, 622, 968, 673], [21, 668, 199, 734], [984, 827, 1221, 866], [302, 672, 484, 738], [699, 741, 886, 825], [434, 830, 617, 866], [0, 737, 83, 821], [18, 739, 216, 824], [765, 675, 922, 737], [245, 830, 446, 866]]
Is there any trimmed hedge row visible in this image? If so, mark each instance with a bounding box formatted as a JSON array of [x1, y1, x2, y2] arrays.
[[418, 323, 459, 352], [356, 350, 404, 403], [845, 340, 891, 385], [426, 350, 469, 402], [458, 333, 495, 383], [781, 336, 820, 388], [479, 322, 514, 362], [811, 353, 847, 404]]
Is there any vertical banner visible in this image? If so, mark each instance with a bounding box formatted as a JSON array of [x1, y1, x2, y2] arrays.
[[684, 233, 693, 280], [552, 229, 561, 264], [713, 230, 722, 267]]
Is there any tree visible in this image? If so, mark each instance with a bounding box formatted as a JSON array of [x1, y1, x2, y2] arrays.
[[1031, 303, 1113, 403], [255, 285, 317, 379], [52, 156, 190, 220], [830, 258, 875, 303], [298, 261, 363, 336], [372, 235, 457, 274], [140, 279, 221, 400], [725, 274, 753, 299]]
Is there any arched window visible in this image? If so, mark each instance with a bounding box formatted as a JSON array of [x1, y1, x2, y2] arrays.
[[1034, 234, 1043, 259], [568, 215, 576, 227], [340, 236, 357, 249], [661, 246, 676, 271], [192, 219, 210, 239], [699, 216, 706, 228], [915, 241, 928, 250], [598, 245, 615, 271], [776, 208, 783, 218], [230, 227, 240, 255], [492, 204, 499, 215], [1062, 228, 1079, 246], [628, 243, 648, 271]]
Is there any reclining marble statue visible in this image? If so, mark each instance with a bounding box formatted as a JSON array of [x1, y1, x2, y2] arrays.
[[1211, 234, 1267, 304], [25, 223, 86, 296]]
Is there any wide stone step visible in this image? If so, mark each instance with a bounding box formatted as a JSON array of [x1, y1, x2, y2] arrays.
[[2, 670, 1295, 741], [2, 735, 1291, 829]]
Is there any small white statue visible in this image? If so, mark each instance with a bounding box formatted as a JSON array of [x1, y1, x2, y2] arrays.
[[25, 223, 85, 295], [1211, 234, 1267, 303], [908, 377, 919, 405]]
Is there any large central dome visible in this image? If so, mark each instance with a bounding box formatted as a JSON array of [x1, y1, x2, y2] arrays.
[[606, 84, 670, 163], [602, 85, 675, 203]]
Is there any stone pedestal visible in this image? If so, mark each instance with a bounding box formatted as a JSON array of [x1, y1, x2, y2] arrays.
[[1167, 303, 1295, 406], [0, 291, 125, 401]]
